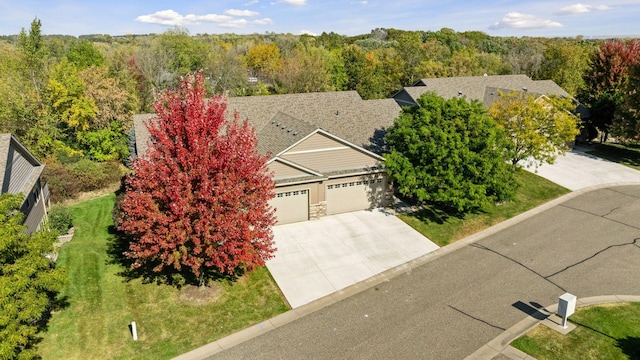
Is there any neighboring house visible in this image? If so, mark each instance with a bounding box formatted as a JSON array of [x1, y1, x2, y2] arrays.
[[0, 134, 50, 234], [133, 91, 402, 224], [393, 74, 590, 118]]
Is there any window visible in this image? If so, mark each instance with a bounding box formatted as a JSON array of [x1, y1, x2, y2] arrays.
[[301, 190, 308, 194], [377, 178, 383, 183], [356, 181, 362, 185], [285, 192, 291, 196], [349, 182, 355, 186], [342, 183, 348, 188], [327, 185, 333, 189], [277, 193, 283, 198], [293, 191, 299, 195]]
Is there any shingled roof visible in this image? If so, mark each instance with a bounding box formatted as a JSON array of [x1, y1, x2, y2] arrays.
[[255, 112, 318, 156], [227, 91, 401, 151], [0, 134, 44, 198], [394, 74, 589, 119], [133, 91, 403, 160]]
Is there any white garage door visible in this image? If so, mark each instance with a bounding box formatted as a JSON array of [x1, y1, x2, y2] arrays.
[[271, 189, 309, 224], [326, 178, 385, 215]]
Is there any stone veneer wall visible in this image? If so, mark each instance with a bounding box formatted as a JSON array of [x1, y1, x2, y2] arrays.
[[309, 201, 327, 220]]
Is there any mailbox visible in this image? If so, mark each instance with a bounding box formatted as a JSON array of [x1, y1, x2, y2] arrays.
[[558, 292, 577, 328]]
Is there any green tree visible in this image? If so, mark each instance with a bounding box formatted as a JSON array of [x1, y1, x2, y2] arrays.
[[0, 194, 65, 359], [612, 63, 640, 143], [17, 18, 49, 97], [540, 41, 591, 96], [488, 91, 581, 167], [384, 93, 517, 213], [244, 42, 283, 91], [66, 40, 105, 69]]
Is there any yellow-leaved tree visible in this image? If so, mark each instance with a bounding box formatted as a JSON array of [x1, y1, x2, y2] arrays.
[[489, 91, 581, 168]]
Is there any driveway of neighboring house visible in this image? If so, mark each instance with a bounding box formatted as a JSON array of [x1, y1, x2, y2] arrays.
[[266, 209, 439, 308], [527, 147, 640, 190]]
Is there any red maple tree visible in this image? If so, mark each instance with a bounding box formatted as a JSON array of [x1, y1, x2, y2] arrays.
[[118, 72, 276, 284]]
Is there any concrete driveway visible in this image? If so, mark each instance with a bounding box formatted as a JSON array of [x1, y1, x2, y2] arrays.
[[266, 209, 439, 308], [527, 147, 640, 190]]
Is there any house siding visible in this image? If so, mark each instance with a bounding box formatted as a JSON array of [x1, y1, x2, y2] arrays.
[[5, 146, 36, 194], [284, 133, 345, 153], [269, 160, 313, 179], [281, 148, 380, 174]]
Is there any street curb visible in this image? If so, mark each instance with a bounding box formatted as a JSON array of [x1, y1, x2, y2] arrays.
[[173, 182, 640, 360]]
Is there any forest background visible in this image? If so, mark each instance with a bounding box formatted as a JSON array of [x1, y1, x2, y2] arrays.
[[0, 20, 628, 203]]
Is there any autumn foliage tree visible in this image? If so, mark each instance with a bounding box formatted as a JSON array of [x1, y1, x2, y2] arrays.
[[579, 39, 640, 141], [489, 91, 581, 167], [117, 73, 276, 285]]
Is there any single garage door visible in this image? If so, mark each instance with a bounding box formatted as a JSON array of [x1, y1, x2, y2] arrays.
[[271, 189, 309, 224], [326, 178, 385, 215]]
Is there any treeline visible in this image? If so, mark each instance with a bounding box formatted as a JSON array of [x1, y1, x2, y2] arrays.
[[0, 19, 637, 201]]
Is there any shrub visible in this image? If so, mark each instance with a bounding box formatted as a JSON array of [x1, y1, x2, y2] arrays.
[[48, 205, 73, 233], [42, 159, 125, 203]]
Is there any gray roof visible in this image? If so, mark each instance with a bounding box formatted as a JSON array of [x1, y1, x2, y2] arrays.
[[134, 91, 402, 159], [256, 112, 318, 156], [227, 91, 401, 151], [399, 75, 570, 105], [395, 74, 589, 119]]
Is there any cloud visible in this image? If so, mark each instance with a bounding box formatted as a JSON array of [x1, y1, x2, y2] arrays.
[[299, 29, 317, 36], [219, 19, 248, 28], [352, 1, 368, 4], [136, 9, 232, 26], [279, 0, 307, 5], [490, 12, 563, 30], [225, 9, 259, 17], [252, 18, 274, 25], [556, 3, 613, 15], [244, 0, 260, 5]]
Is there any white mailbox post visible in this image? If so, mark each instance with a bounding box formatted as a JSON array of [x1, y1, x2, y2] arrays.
[[557, 293, 577, 328]]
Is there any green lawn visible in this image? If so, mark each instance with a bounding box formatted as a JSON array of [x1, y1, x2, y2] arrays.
[[397, 169, 570, 246], [512, 302, 640, 359], [586, 143, 640, 171], [38, 194, 289, 360]]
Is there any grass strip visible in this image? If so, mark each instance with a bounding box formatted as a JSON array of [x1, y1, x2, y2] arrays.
[[512, 302, 640, 359], [38, 194, 289, 360], [397, 169, 569, 246]]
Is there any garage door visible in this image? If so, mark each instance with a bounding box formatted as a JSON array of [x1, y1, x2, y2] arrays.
[[326, 178, 385, 215], [271, 189, 309, 224]]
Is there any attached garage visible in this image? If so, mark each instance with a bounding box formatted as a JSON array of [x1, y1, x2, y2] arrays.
[[326, 176, 386, 215], [271, 189, 309, 224]]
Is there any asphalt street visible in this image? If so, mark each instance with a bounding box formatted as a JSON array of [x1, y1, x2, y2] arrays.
[[206, 185, 640, 360]]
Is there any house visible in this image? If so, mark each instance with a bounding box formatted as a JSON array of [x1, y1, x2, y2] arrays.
[[393, 74, 590, 119], [133, 91, 402, 224], [0, 134, 50, 234]]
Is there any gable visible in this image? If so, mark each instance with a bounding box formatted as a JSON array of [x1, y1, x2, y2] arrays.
[[280, 132, 382, 174], [269, 158, 321, 180]]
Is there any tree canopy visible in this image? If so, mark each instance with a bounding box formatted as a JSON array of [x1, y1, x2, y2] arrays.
[[488, 91, 581, 167], [117, 73, 276, 285], [384, 92, 517, 213], [0, 194, 65, 359]]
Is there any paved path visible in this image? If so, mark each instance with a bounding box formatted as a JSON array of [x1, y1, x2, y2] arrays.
[[180, 185, 640, 360], [267, 209, 438, 308]]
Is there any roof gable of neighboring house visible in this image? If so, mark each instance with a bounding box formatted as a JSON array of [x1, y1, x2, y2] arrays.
[[0, 134, 44, 199], [395, 74, 589, 119]]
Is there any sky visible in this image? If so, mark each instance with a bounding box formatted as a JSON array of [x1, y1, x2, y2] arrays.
[[1, 1, 639, 38]]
